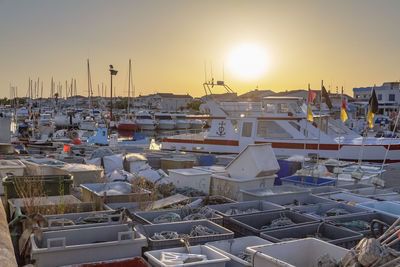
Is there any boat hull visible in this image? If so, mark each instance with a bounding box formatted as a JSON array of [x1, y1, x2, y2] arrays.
[[161, 138, 400, 163]]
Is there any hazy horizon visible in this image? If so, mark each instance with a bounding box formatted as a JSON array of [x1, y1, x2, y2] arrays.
[[2, 0, 400, 98]]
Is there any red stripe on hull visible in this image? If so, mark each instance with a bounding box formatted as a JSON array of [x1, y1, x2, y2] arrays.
[[163, 138, 239, 146]]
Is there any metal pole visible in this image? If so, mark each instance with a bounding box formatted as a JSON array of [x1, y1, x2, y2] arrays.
[[110, 72, 113, 120]]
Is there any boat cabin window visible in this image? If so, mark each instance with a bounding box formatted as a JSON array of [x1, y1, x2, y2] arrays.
[[289, 121, 301, 132], [156, 115, 172, 120], [242, 122, 253, 137], [277, 103, 289, 113], [289, 103, 303, 113], [265, 104, 276, 113], [257, 121, 292, 138], [231, 120, 238, 133]]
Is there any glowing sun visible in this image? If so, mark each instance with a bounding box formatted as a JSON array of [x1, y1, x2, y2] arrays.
[[227, 43, 269, 80]]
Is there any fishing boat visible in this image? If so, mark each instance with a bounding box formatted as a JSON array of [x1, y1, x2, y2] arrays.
[[136, 111, 157, 130], [174, 114, 190, 129], [155, 113, 176, 130], [162, 90, 400, 163], [117, 59, 136, 136]]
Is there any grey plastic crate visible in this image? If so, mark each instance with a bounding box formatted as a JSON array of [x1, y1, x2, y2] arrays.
[[240, 186, 310, 201], [294, 202, 372, 220], [350, 187, 394, 197], [207, 200, 285, 217], [260, 223, 363, 249], [227, 210, 319, 237], [328, 212, 397, 237], [141, 219, 234, 250], [207, 200, 285, 228], [258, 193, 335, 208], [30, 224, 147, 267], [321, 192, 376, 204], [134, 207, 223, 225], [337, 183, 374, 191], [42, 210, 123, 231], [310, 186, 347, 196]]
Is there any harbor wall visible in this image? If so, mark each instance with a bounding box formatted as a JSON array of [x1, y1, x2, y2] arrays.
[[0, 198, 17, 267]]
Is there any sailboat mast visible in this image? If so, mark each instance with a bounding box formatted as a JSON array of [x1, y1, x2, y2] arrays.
[[127, 59, 131, 114], [87, 59, 91, 109]]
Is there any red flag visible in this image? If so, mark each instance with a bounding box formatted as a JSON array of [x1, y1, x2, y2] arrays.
[[342, 97, 347, 109], [308, 89, 316, 103]]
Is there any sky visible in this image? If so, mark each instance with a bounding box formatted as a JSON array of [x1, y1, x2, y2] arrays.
[[1, 0, 400, 99]]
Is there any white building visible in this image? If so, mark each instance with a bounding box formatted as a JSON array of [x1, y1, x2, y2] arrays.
[[136, 93, 193, 112], [353, 82, 400, 116]]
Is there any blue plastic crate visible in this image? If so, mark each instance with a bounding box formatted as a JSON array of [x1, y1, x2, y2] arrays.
[[280, 176, 335, 187]]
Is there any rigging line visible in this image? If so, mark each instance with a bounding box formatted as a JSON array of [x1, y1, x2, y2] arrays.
[[380, 105, 400, 176]]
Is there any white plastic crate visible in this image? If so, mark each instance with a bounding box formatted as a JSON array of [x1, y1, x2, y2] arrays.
[[30, 224, 147, 267], [206, 236, 272, 267], [246, 238, 348, 267], [145, 245, 229, 267]]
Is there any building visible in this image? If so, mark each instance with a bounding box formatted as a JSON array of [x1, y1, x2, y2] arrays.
[[353, 82, 400, 116], [136, 93, 193, 112]]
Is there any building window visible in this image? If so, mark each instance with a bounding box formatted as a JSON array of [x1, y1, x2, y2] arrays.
[[389, 94, 395, 101], [242, 122, 253, 137], [378, 94, 382, 101]]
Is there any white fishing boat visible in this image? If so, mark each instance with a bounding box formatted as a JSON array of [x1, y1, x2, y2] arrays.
[[155, 113, 176, 130], [174, 114, 190, 129], [136, 111, 157, 130], [162, 92, 400, 163], [79, 117, 97, 131]]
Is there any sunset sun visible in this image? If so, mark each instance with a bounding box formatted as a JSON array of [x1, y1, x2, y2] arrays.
[[227, 43, 269, 80]]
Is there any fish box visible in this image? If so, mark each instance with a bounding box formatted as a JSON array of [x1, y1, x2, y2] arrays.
[[0, 159, 25, 195], [210, 174, 276, 201], [30, 224, 147, 267], [22, 157, 66, 176], [81, 182, 151, 210], [240, 186, 310, 201], [260, 223, 363, 249], [294, 202, 372, 220], [169, 168, 212, 194], [246, 238, 348, 267]]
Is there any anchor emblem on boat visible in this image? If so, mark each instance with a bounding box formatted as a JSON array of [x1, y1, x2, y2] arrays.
[[216, 121, 226, 136]]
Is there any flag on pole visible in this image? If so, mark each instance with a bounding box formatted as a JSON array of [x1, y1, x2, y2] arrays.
[[321, 85, 333, 109], [307, 87, 315, 121], [367, 87, 379, 128], [341, 89, 348, 122]]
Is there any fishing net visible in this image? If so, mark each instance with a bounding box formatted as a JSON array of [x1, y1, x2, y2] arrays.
[[261, 216, 295, 230], [153, 212, 182, 223], [151, 231, 181, 240], [189, 225, 219, 237], [325, 208, 349, 217]]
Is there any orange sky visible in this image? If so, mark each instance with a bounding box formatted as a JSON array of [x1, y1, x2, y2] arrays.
[[1, 0, 400, 98]]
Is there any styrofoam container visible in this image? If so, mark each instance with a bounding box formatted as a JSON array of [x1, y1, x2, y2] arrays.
[[226, 144, 280, 179], [22, 157, 66, 176], [260, 223, 363, 249], [145, 245, 230, 267], [337, 183, 374, 191], [42, 210, 122, 231], [81, 182, 151, 210], [169, 168, 212, 194], [246, 238, 348, 267], [0, 159, 25, 195], [358, 201, 400, 217], [30, 224, 147, 267], [142, 219, 234, 250], [206, 236, 272, 267], [320, 192, 376, 204], [134, 207, 223, 225], [193, 165, 228, 175], [57, 164, 104, 186], [240, 186, 310, 201], [294, 202, 372, 220], [210, 174, 276, 201], [227, 210, 319, 237], [124, 153, 147, 173]]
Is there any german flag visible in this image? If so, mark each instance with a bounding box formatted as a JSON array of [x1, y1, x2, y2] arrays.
[[366, 87, 379, 128]]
